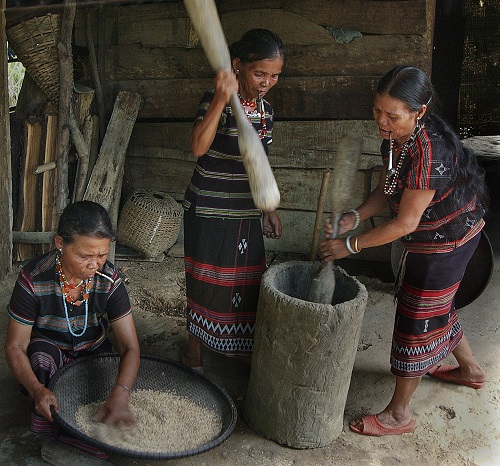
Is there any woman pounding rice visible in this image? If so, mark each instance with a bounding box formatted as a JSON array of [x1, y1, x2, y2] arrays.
[[182, 29, 284, 371], [4, 201, 140, 457], [320, 66, 488, 436]]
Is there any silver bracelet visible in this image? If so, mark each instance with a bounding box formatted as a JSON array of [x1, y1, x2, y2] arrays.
[[115, 383, 131, 392], [346, 236, 358, 254], [345, 209, 360, 230]]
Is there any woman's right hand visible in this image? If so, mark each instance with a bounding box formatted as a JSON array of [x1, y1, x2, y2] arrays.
[[213, 69, 238, 103], [32, 383, 59, 422], [324, 213, 354, 239]]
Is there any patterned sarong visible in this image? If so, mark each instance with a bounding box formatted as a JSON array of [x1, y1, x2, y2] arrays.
[[184, 206, 266, 357], [391, 232, 481, 377]]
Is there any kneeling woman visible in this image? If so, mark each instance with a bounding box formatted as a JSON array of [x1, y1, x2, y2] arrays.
[[4, 201, 140, 457]]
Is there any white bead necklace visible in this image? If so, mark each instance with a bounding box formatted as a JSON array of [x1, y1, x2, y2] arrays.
[[384, 129, 419, 195]]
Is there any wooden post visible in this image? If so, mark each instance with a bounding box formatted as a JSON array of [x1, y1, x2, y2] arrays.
[[41, 114, 58, 253], [0, 0, 13, 278], [55, 0, 76, 219], [86, 9, 105, 142]]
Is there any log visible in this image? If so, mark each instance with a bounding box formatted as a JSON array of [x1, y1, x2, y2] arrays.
[[72, 83, 94, 127], [13, 231, 55, 244], [83, 91, 141, 210], [17, 119, 43, 260]]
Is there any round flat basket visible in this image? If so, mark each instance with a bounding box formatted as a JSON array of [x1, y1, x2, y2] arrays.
[[118, 190, 182, 257], [48, 353, 237, 460], [455, 230, 494, 309]]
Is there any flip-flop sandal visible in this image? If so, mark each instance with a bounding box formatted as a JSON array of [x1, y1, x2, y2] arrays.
[[349, 414, 416, 436], [427, 365, 485, 389]]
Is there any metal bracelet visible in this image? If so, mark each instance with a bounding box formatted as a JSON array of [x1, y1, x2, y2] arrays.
[[346, 236, 358, 254], [115, 383, 130, 392]]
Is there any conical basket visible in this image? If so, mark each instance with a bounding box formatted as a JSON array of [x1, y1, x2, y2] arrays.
[[7, 13, 61, 105]]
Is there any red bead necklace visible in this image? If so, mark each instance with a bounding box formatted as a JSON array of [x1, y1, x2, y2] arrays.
[[239, 93, 267, 139], [55, 258, 91, 304]]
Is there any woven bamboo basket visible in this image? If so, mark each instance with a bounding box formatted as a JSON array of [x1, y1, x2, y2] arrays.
[[118, 190, 183, 257], [7, 13, 61, 104]]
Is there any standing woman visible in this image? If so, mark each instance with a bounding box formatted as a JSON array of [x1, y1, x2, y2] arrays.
[[320, 66, 487, 436], [182, 29, 284, 370], [4, 201, 140, 457]]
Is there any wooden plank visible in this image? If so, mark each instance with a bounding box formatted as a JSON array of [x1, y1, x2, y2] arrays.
[[104, 34, 429, 81], [77, 0, 430, 47], [263, 209, 390, 262], [84, 91, 141, 210], [125, 157, 195, 202], [127, 120, 383, 167], [0, 0, 13, 278], [115, 76, 378, 120], [217, 0, 430, 36], [17, 120, 43, 260]]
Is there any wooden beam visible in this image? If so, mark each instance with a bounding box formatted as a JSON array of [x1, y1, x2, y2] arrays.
[[13, 231, 55, 245], [0, 0, 13, 278]]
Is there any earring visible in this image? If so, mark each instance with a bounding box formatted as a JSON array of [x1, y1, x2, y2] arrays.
[[58, 248, 63, 255]]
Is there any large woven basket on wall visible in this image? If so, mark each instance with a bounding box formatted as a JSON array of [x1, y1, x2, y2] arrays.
[[7, 13, 61, 104], [118, 190, 183, 257]]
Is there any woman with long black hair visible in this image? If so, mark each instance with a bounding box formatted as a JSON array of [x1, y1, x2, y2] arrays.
[[321, 66, 488, 436]]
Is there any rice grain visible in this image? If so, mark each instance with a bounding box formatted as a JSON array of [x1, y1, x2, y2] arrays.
[[75, 389, 222, 453]]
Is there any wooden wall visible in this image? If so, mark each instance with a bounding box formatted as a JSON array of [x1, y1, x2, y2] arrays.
[[75, 0, 435, 258]]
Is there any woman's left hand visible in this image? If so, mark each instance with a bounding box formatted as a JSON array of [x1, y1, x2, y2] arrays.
[[263, 210, 282, 239], [320, 237, 351, 262]]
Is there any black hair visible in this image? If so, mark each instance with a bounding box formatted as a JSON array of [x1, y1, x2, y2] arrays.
[[57, 200, 115, 243], [377, 66, 488, 209], [229, 28, 285, 64]]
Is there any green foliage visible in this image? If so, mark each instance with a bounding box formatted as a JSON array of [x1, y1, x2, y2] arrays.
[[8, 61, 25, 108]]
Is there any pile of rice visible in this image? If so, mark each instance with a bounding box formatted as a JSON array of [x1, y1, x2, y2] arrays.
[[75, 389, 222, 453]]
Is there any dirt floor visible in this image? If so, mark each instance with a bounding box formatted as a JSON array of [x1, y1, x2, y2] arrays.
[[0, 212, 498, 466]]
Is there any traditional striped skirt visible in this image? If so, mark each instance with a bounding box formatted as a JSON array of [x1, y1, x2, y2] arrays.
[[391, 231, 481, 378], [183, 206, 266, 357]]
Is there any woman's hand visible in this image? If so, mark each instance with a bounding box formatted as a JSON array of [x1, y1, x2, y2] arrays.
[[95, 313, 139, 427], [191, 69, 239, 157], [262, 210, 282, 239], [213, 69, 238, 103], [320, 236, 351, 262], [324, 214, 355, 239], [32, 384, 59, 422], [93, 386, 135, 427]]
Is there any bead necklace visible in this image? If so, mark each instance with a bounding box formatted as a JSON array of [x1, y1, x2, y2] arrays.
[[383, 128, 420, 195], [239, 92, 267, 139], [56, 257, 91, 337]]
